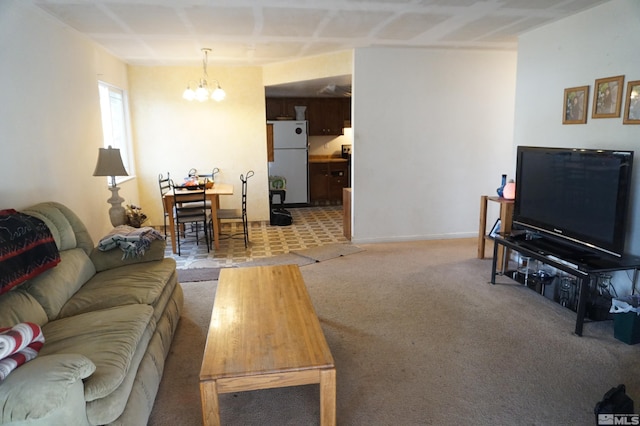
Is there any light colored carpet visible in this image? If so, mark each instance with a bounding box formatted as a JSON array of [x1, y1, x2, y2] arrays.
[[292, 243, 365, 262], [149, 238, 640, 425]]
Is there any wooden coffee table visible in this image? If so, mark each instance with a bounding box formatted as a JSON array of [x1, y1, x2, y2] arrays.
[[199, 264, 336, 425]]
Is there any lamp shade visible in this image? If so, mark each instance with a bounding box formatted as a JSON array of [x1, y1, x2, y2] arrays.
[[93, 146, 128, 178]]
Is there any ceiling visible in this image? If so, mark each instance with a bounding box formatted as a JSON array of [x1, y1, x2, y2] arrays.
[[29, 0, 610, 96]]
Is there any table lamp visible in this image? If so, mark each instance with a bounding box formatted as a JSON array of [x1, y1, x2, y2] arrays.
[[93, 146, 129, 227]]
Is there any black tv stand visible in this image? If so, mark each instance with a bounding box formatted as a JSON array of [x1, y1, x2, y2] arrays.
[[490, 233, 640, 336]]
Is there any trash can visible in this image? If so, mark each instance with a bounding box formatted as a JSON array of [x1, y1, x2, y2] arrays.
[[610, 295, 640, 344]]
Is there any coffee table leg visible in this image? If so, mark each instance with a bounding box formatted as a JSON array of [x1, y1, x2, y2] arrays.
[[320, 368, 336, 426], [200, 380, 220, 426]]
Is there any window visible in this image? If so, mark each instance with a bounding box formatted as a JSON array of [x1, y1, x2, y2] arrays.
[[98, 82, 133, 181]]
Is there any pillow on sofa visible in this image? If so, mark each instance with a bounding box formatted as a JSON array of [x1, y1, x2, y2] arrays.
[[0, 354, 95, 423], [0, 322, 45, 381]]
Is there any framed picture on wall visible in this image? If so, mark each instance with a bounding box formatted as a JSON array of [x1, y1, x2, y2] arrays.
[[562, 86, 589, 124], [592, 75, 625, 118], [623, 80, 640, 124]]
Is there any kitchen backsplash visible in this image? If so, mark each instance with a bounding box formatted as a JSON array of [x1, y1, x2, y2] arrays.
[[308, 128, 353, 157]]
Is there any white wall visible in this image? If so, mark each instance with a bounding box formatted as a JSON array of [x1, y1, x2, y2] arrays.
[[514, 0, 640, 256], [0, 1, 137, 241], [351, 47, 518, 243], [262, 51, 352, 87], [127, 65, 270, 227]]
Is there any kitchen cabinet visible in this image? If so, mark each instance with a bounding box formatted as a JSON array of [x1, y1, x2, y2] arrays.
[[265, 98, 309, 120], [266, 123, 274, 162], [307, 98, 346, 136], [265, 97, 350, 135], [309, 163, 329, 201], [309, 159, 350, 203]]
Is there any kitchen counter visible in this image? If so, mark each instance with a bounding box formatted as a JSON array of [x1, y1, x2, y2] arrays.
[[309, 155, 349, 163]]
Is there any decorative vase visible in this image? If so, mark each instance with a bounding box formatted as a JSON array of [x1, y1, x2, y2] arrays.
[[503, 179, 516, 200], [496, 174, 507, 197], [294, 106, 306, 120]]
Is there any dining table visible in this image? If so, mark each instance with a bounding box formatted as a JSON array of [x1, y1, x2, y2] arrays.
[[163, 183, 234, 253]]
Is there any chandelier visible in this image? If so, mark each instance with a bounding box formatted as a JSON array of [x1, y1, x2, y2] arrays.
[[182, 48, 226, 102]]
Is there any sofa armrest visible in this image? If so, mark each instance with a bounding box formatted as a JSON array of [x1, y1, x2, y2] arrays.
[[89, 239, 167, 272], [0, 354, 95, 424]]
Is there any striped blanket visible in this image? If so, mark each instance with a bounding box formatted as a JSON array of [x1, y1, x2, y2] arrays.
[[0, 322, 45, 381], [98, 225, 164, 259]]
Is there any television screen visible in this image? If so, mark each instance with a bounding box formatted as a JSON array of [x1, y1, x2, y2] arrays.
[[513, 146, 634, 258]]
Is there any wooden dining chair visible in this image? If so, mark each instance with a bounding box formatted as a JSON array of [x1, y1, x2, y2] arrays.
[[216, 170, 254, 248], [170, 181, 210, 255], [158, 172, 172, 237]]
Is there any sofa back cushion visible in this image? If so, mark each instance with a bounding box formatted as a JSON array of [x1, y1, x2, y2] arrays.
[[21, 205, 76, 251], [21, 202, 94, 256], [22, 249, 96, 321], [0, 289, 48, 328]]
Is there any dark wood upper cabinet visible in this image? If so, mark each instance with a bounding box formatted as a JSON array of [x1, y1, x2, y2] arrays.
[[266, 97, 350, 136], [307, 98, 346, 136]]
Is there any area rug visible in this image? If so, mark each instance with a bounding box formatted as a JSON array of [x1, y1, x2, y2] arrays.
[[236, 253, 316, 268], [292, 243, 364, 262], [180, 244, 364, 276], [177, 267, 223, 282]]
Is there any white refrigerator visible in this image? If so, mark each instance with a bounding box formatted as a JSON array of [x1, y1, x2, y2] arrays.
[[268, 120, 309, 204]]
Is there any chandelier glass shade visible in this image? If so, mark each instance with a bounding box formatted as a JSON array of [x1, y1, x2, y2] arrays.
[[182, 48, 226, 102]]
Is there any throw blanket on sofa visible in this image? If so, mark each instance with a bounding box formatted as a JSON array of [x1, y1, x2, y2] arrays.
[[0, 322, 45, 381], [0, 209, 61, 295], [98, 225, 164, 259]]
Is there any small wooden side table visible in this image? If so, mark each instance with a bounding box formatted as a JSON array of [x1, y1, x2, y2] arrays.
[[478, 195, 514, 270], [343, 188, 351, 240]]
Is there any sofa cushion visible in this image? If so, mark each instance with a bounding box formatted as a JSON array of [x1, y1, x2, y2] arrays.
[[40, 304, 154, 402], [58, 258, 177, 319], [0, 353, 95, 424], [21, 204, 77, 251], [0, 289, 48, 328], [23, 248, 96, 321]]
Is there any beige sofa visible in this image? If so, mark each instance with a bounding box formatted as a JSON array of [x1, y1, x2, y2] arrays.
[[0, 202, 183, 425]]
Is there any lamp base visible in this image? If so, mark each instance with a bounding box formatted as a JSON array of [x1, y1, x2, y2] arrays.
[[107, 186, 126, 227]]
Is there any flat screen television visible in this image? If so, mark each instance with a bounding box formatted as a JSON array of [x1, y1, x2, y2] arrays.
[[513, 146, 634, 258]]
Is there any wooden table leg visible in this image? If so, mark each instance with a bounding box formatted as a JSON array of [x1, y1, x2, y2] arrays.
[[320, 368, 336, 426], [209, 194, 220, 250], [200, 380, 221, 426], [163, 196, 178, 254], [497, 202, 514, 271], [477, 195, 488, 259]]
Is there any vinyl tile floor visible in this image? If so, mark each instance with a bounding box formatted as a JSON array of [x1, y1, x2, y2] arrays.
[[164, 206, 349, 268]]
